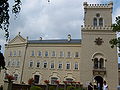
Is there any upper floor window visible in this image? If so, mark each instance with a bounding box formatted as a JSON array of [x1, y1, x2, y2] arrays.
[[45, 51, 48, 57], [36, 61, 40, 68], [74, 63, 79, 70], [52, 51, 56, 57], [67, 52, 71, 58], [99, 18, 103, 26], [18, 50, 21, 56], [66, 63, 70, 70], [10, 51, 12, 56], [58, 63, 62, 69], [31, 51, 35, 56], [94, 58, 98, 69], [50, 62, 54, 69], [38, 51, 42, 57], [75, 52, 79, 58], [93, 18, 97, 26], [29, 61, 34, 67], [43, 62, 47, 68], [7, 60, 11, 66], [16, 60, 20, 67], [14, 51, 16, 56], [60, 51, 64, 57]]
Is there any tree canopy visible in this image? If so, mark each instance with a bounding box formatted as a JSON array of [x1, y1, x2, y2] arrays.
[[109, 16, 120, 51]]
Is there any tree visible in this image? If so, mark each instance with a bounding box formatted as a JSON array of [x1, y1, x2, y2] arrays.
[[109, 16, 120, 52], [0, 0, 21, 41]]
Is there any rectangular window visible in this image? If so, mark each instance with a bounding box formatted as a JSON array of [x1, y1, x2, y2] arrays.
[[7, 60, 11, 66], [67, 52, 71, 58], [52, 51, 55, 57], [14, 51, 16, 56], [16, 61, 20, 67], [31, 51, 35, 56], [38, 51, 42, 57], [10, 51, 12, 56], [66, 63, 70, 69], [14, 74, 18, 81], [58, 63, 62, 69], [60, 51, 64, 57], [74, 63, 79, 70], [36, 62, 40, 68], [50, 62, 54, 69], [18, 50, 21, 56], [11, 60, 15, 66], [43, 62, 47, 68], [75, 52, 79, 58], [45, 51, 48, 57], [29, 61, 33, 67]]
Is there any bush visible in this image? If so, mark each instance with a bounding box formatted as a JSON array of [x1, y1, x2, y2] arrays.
[[30, 86, 42, 90], [67, 86, 75, 90], [49, 86, 56, 90], [58, 88, 64, 90]]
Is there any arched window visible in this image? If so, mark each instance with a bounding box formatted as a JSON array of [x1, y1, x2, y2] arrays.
[[99, 18, 103, 26], [14, 74, 19, 81], [34, 75, 40, 84], [94, 58, 98, 69], [93, 18, 97, 26], [99, 58, 104, 69], [66, 78, 73, 82], [51, 77, 58, 85]]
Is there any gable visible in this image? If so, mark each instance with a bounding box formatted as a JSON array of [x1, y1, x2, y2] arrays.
[[9, 34, 26, 44]]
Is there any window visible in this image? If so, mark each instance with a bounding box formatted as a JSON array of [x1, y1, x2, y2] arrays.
[[14, 74, 18, 81], [94, 58, 98, 69], [14, 51, 16, 56], [50, 62, 54, 69], [51, 77, 58, 85], [99, 18, 103, 26], [66, 63, 70, 69], [45, 51, 48, 57], [43, 62, 47, 68], [31, 51, 35, 56], [52, 51, 56, 57], [74, 63, 79, 70], [34, 75, 40, 84], [11, 60, 15, 66], [18, 50, 21, 56], [7, 61, 11, 66], [16, 61, 20, 67], [99, 58, 104, 69], [67, 52, 71, 58], [10, 51, 12, 56], [38, 51, 42, 57], [66, 78, 73, 82], [58, 63, 62, 69], [75, 52, 79, 58], [29, 61, 33, 67], [93, 18, 97, 26], [60, 51, 64, 57], [36, 61, 40, 68]]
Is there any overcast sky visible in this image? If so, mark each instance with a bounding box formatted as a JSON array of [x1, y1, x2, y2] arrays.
[[0, 0, 120, 54]]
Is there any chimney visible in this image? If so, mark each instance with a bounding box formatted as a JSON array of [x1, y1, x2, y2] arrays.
[[68, 34, 71, 41]]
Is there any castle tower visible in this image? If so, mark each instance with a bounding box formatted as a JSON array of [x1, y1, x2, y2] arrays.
[[80, 2, 118, 89]]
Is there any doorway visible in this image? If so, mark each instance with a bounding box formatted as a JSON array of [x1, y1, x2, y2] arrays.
[[94, 76, 103, 90]]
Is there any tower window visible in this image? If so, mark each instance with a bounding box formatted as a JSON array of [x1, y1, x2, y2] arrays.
[[99, 18, 103, 26], [93, 18, 97, 26]]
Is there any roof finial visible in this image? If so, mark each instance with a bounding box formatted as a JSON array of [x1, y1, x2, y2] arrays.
[[18, 32, 21, 35]]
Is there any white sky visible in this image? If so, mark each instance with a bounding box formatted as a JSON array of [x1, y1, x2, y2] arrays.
[[0, 0, 120, 62]]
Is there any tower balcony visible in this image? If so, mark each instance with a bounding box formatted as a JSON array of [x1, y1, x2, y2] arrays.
[[93, 66, 106, 75]]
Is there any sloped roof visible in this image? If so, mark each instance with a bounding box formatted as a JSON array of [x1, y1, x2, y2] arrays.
[[28, 39, 81, 44]]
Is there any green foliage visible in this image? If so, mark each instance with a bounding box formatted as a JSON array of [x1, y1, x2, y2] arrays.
[[58, 88, 64, 90], [0, 0, 21, 41], [112, 16, 120, 32], [49, 86, 56, 90], [30, 86, 42, 90], [67, 86, 75, 90]]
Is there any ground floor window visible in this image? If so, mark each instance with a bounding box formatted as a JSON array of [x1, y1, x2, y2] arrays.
[[51, 77, 58, 85], [34, 75, 40, 84]]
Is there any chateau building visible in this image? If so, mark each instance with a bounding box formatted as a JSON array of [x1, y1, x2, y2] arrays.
[[0, 2, 118, 90]]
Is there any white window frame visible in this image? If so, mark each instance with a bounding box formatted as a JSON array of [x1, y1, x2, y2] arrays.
[[51, 51, 56, 57], [29, 61, 34, 67], [75, 52, 79, 58], [14, 51, 16, 56], [60, 51, 64, 57], [45, 51, 49, 57], [50, 62, 55, 69], [66, 63, 70, 70], [43, 61, 47, 68], [38, 51, 42, 57], [74, 62, 79, 70], [36, 61, 40, 68], [67, 52, 71, 58], [18, 50, 21, 56], [31, 51, 35, 56]]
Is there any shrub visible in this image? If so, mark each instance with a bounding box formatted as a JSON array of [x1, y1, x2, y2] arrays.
[[58, 88, 64, 90], [49, 86, 56, 90], [67, 86, 75, 90], [30, 86, 42, 90]]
